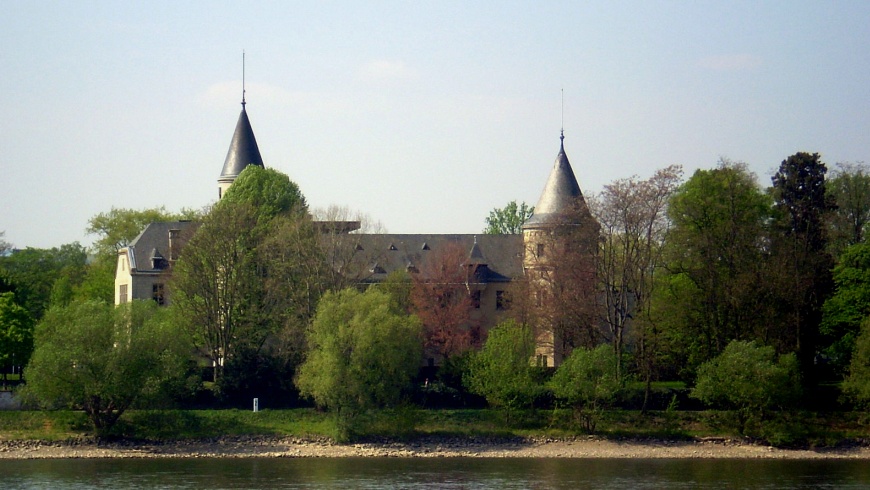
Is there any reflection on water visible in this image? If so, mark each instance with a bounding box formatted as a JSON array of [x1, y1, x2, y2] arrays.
[[1, 457, 869, 489]]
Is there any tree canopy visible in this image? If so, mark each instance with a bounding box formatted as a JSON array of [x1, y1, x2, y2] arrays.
[[171, 168, 314, 389], [483, 200, 534, 234], [464, 319, 542, 412], [24, 300, 188, 432], [295, 288, 422, 436], [691, 340, 801, 433], [0, 292, 34, 380], [219, 166, 307, 222]]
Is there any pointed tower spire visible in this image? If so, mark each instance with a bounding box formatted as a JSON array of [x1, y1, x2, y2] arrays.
[[523, 130, 587, 228], [218, 53, 265, 198]]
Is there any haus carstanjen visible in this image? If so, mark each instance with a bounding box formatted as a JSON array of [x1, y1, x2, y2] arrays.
[[114, 93, 600, 367]]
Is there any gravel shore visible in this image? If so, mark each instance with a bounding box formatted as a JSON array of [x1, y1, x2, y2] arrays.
[[1, 436, 868, 460]]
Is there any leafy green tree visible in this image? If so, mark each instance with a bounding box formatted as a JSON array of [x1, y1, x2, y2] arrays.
[[0, 292, 34, 383], [770, 152, 835, 377], [171, 167, 313, 388], [24, 300, 188, 433], [549, 344, 621, 432], [483, 200, 534, 234], [464, 319, 543, 413], [0, 243, 88, 320], [820, 242, 870, 373], [171, 202, 264, 384], [661, 161, 772, 375], [826, 162, 870, 257], [842, 318, 870, 408], [220, 166, 307, 223], [295, 288, 422, 437], [691, 340, 801, 434]]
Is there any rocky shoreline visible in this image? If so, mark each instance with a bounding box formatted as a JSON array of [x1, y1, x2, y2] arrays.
[[2, 435, 869, 460]]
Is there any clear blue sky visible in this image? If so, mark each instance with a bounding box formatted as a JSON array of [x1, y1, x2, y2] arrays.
[[3, 1, 870, 248]]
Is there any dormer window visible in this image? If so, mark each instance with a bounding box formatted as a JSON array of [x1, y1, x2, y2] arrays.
[[388, 243, 398, 251]]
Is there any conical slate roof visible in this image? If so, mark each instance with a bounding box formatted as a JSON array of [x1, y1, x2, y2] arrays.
[[219, 105, 264, 181], [466, 237, 486, 264], [524, 132, 586, 227]]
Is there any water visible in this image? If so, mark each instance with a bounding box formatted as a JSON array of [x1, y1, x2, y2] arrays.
[[2, 458, 869, 489]]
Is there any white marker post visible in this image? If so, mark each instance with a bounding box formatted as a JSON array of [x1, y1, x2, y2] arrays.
[[253, 397, 259, 413]]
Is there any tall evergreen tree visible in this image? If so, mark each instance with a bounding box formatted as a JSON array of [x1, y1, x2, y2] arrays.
[[770, 152, 835, 379]]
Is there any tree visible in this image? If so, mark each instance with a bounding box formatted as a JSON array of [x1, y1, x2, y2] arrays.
[[410, 241, 481, 361], [484, 200, 534, 235], [171, 167, 312, 387], [661, 161, 772, 374], [464, 319, 543, 414], [220, 166, 306, 224], [24, 300, 188, 433], [0, 243, 89, 320], [842, 318, 870, 408], [549, 344, 621, 432], [295, 288, 422, 437], [0, 292, 34, 384], [826, 162, 870, 257], [590, 165, 682, 381], [770, 152, 835, 376], [820, 242, 870, 373], [691, 340, 801, 434], [171, 202, 264, 384]]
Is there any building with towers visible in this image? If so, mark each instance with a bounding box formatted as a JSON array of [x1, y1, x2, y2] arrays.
[[115, 92, 599, 367]]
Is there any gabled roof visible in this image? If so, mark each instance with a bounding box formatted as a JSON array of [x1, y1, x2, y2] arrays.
[[219, 105, 264, 181], [524, 132, 589, 227]]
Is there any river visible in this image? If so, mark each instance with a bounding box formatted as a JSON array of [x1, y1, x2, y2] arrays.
[[2, 458, 870, 489]]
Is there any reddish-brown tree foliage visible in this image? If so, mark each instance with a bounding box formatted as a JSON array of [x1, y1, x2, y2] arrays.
[[410, 241, 481, 361]]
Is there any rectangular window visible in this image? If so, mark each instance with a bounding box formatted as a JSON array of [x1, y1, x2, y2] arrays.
[[471, 290, 481, 309], [152, 283, 165, 306], [496, 290, 510, 311], [537, 243, 545, 258], [119, 284, 128, 304]]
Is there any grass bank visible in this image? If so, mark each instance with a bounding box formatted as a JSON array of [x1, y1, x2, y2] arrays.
[[1, 408, 867, 448]]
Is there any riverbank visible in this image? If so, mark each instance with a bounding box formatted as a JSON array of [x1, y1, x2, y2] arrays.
[[2, 435, 869, 460]]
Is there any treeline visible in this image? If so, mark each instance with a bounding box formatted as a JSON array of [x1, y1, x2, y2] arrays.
[[583, 154, 870, 405]]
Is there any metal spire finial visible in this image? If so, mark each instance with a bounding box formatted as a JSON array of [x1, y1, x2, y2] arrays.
[[560, 88, 565, 143], [242, 51, 246, 107]]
